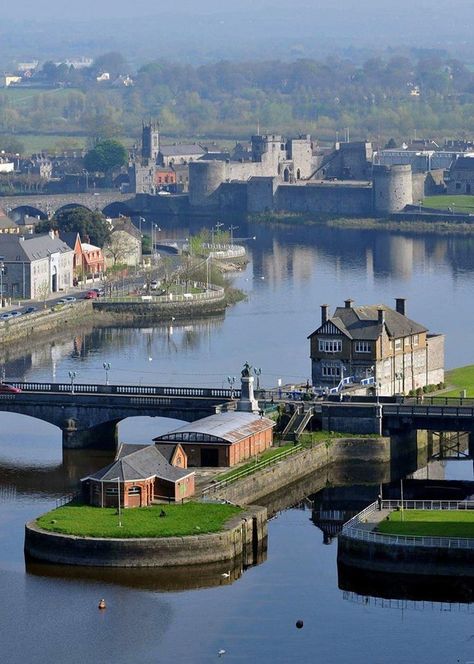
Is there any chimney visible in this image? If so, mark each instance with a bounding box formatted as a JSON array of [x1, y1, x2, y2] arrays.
[[378, 307, 385, 325], [49, 229, 55, 240], [321, 304, 329, 325], [395, 298, 406, 316], [344, 299, 353, 309]]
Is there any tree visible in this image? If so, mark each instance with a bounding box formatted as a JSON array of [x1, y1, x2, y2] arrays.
[[36, 208, 111, 247], [104, 231, 132, 265], [84, 139, 127, 174]]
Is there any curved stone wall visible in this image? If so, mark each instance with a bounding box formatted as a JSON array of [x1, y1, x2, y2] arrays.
[[373, 164, 413, 215], [24, 506, 266, 568], [189, 161, 228, 207]]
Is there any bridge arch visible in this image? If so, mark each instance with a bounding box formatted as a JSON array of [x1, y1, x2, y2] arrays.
[[10, 205, 48, 221], [55, 203, 92, 216], [102, 201, 133, 217]]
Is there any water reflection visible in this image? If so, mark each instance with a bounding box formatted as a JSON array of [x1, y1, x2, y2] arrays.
[[26, 543, 267, 593]]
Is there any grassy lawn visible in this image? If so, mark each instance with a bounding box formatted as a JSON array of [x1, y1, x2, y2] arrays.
[[377, 509, 474, 538], [299, 431, 380, 444], [423, 195, 474, 213], [444, 365, 474, 397], [36, 501, 241, 538], [216, 444, 296, 482]]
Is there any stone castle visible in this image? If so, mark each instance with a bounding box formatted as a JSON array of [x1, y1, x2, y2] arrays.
[[133, 123, 430, 217]]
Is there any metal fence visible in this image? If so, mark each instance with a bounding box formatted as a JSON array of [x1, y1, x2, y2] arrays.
[[202, 444, 303, 496], [100, 284, 225, 304], [341, 500, 474, 549]]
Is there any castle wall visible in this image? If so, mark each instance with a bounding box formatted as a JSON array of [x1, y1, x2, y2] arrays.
[[373, 164, 413, 215], [274, 183, 373, 215]]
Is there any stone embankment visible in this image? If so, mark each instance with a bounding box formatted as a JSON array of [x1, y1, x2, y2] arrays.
[[338, 500, 474, 577], [24, 505, 266, 568], [203, 437, 399, 506]]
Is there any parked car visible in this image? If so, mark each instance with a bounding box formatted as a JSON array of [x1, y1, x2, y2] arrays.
[[84, 290, 98, 299], [0, 312, 13, 320], [0, 383, 21, 393], [91, 287, 105, 296], [9, 311, 21, 318], [150, 280, 160, 290], [58, 296, 76, 304], [23, 306, 37, 315]]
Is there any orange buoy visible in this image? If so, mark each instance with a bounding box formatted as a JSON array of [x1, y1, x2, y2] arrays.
[[98, 599, 106, 610]]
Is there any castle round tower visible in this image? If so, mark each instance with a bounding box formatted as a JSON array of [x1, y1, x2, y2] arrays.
[[373, 164, 413, 215], [189, 161, 228, 207]]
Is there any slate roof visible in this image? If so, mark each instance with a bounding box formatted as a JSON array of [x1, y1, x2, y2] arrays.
[[58, 231, 80, 250], [450, 156, 474, 171], [308, 304, 427, 341], [159, 144, 206, 157], [83, 444, 193, 483], [154, 412, 275, 446], [0, 233, 73, 262]]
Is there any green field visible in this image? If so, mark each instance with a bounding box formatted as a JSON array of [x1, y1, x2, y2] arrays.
[[36, 501, 241, 538], [216, 444, 295, 482], [423, 195, 474, 213], [444, 365, 474, 397], [377, 509, 474, 538]]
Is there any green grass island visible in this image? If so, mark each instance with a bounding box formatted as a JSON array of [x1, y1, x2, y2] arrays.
[[377, 509, 474, 538], [36, 501, 242, 539]]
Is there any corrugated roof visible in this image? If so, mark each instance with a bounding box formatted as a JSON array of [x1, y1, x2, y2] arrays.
[[83, 445, 192, 483], [154, 411, 275, 445]]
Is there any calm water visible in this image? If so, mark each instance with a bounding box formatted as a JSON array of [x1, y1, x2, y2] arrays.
[[1, 221, 474, 663]]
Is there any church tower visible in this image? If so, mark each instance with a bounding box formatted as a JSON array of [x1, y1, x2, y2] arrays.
[[142, 120, 160, 162]]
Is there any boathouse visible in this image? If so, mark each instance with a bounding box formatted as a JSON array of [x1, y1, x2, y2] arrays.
[[153, 412, 275, 467], [81, 443, 195, 507]]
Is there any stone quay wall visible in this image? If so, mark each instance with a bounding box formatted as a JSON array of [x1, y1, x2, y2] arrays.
[[206, 437, 395, 506], [337, 531, 474, 577], [24, 506, 267, 568]]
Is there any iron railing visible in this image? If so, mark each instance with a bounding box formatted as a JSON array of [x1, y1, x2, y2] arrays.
[[202, 444, 303, 496], [341, 500, 474, 549]]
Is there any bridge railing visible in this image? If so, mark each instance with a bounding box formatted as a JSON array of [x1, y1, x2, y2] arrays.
[[342, 500, 474, 549], [8, 381, 241, 400], [383, 403, 474, 417]]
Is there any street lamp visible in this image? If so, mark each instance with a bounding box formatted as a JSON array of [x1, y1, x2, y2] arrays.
[[206, 255, 211, 291], [103, 362, 111, 385], [254, 367, 262, 390], [227, 375, 236, 398], [111, 477, 122, 527], [0, 256, 4, 308], [211, 221, 224, 246], [68, 370, 77, 394], [229, 224, 239, 246], [82, 169, 89, 192], [139, 216, 145, 234]]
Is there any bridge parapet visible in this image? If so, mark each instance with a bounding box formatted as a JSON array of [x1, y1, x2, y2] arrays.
[[1, 192, 135, 218]]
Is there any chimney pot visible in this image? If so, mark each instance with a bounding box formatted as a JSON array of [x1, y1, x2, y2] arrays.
[[378, 307, 385, 325], [321, 304, 329, 325], [344, 299, 353, 309], [395, 298, 406, 316]]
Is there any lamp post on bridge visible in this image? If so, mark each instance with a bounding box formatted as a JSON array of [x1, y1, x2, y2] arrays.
[[103, 362, 111, 386], [227, 375, 236, 398], [0, 256, 4, 308], [229, 224, 239, 246], [254, 367, 262, 391], [68, 370, 77, 394]]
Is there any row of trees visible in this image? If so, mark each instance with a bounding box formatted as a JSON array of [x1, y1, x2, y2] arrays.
[[4, 53, 474, 144]]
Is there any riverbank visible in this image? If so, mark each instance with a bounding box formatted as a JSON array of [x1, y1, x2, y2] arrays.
[[248, 211, 474, 234]]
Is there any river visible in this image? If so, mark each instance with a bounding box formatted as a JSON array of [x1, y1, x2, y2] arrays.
[[1, 220, 474, 663]]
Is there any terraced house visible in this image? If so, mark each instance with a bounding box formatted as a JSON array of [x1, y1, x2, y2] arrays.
[[308, 298, 444, 396]]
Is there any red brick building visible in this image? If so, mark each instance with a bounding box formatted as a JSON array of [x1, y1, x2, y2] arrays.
[[81, 443, 195, 508], [153, 412, 275, 467]]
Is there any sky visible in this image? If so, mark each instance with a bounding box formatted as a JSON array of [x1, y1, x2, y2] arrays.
[[3, 1, 474, 64]]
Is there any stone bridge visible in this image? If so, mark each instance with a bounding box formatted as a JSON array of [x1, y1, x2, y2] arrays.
[[0, 381, 239, 449], [0, 191, 137, 220]]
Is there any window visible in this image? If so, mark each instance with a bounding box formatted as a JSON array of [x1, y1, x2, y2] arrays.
[[105, 487, 118, 495], [394, 339, 402, 351], [355, 341, 371, 353], [322, 364, 341, 377], [318, 339, 342, 353], [128, 486, 140, 495], [413, 334, 419, 346], [404, 337, 410, 347]]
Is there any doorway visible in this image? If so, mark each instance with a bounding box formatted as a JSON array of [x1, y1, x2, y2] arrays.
[[201, 447, 219, 466]]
